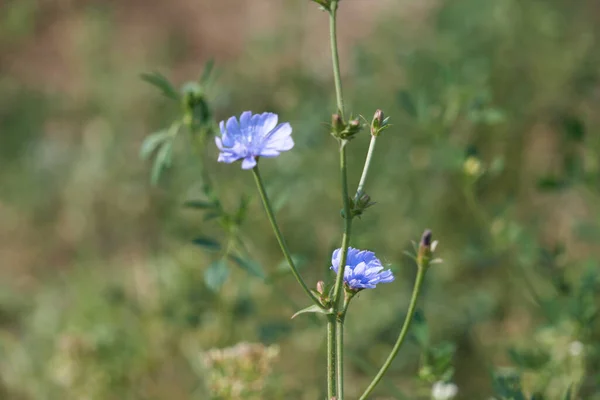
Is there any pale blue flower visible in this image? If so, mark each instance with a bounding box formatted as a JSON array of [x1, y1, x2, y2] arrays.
[[215, 111, 294, 170], [331, 247, 394, 290]]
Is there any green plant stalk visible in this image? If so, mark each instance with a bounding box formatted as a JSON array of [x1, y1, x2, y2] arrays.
[[358, 265, 427, 400], [327, 316, 337, 399], [336, 292, 353, 399], [355, 135, 377, 199], [329, 0, 345, 119], [328, 1, 352, 398], [252, 166, 323, 307], [332, 143, 353, 305]]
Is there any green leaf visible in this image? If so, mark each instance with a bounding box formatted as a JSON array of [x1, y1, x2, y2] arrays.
[[537, 176, 568, 191], [183, 200, 215, 209], [150, 140, 173, 185], [234, 195, 251, 225], [291, 304, 332, 319], [561, 115, 585, 142], [492, 371, 526, 400], [229, 255, 266, 280], [204, 259, 229, 291], [200, 59, 215, 85], [140, 72, 179, 100], [398, 90, 417, 118], [507, 347, 550, 370], [562, 384, 573, 400], [203, 212, 221, 222], [140, 130, 170, 160], [411, 310, 429, 347], [192, 237, 221, 252]]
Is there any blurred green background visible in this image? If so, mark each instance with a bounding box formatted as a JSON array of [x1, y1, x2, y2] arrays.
[[1, 0, 600, 399]]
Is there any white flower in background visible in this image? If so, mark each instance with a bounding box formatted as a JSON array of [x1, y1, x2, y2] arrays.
[[431, 381, 458, 400], [569, 340, 584, 357]]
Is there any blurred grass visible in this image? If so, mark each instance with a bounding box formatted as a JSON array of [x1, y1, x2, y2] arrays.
[[1, 0, 600, 399]]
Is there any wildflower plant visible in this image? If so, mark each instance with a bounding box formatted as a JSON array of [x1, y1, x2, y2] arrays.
[[140, 1, 440, 398]]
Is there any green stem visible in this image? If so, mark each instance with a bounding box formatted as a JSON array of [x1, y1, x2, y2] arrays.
[[336, 292, 355, 399], [332, 141, 353, 307], [358, 266, 427, 400], [355, 135, 377, 199], [328, 2, 351, 398], [251, 166, 323, 307], [327, 317, 337, 399], [329, 0, 345, 118]]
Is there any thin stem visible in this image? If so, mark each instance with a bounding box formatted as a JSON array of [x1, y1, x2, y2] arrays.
[[327, 316, 337, 399], [335, 318, 344, 399], [251, 166, 323, 307], [329, 2, 351, 398], [332, 141, 353, 306], [335, 292, 354, 399], [358, 266, 427, 400], [329, 0, 345, 118], [355, 135, 377, 199]]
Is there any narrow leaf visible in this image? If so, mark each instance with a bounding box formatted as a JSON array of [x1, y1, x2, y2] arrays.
[[203, 212, 221, 222], [192, 237, 221, 252], [291, 304, 332, 319], [200, 59, 215, 84], [141, 72, 179, 100], [398, 90, 417, 118], [140, 130, 170, 160], [562, 384, 573, 400], [183, 200, 215, 209], [150, 140, 173, 185], [229, 255, 266, 280], [204, 259, 229, 291]]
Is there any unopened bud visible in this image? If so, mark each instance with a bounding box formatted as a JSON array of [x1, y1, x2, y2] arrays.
[[370, 109, 391, 136], [332, 113, 344, 135], [348, 119, 361, 130], [420, 229, 432, 247], [316, 281, 325, 294], [417, 229, 435, 269], [371, 109, 384, 132]]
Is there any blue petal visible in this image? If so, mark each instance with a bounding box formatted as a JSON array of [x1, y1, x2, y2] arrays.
[[215, 136, 224, 150], [258, 148, 281, 158], [239, 111, 253, 130], [353, 261, 368, 277], [218, 152, 241, 163], [260, 113, 279, 134], [241, 156, 257, 170], [226, 116, 241, 138]]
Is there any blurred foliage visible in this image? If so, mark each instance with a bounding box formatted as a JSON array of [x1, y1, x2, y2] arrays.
[[1, 0, 600, 399]]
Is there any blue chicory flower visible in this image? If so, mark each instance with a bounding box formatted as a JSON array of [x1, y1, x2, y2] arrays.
[[331, 247, 394, 290], [215, 111, 294, 170]]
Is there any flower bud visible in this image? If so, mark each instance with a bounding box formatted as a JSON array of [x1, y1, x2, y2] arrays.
[[331, 113, 345, 136], [341, 118, 363, 140], [420, 229, 432, 247], [370, 109, 391, 136], [316, 281, 325, 294], [371, 109, 384, 132], [417, 229, 441, 269]]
